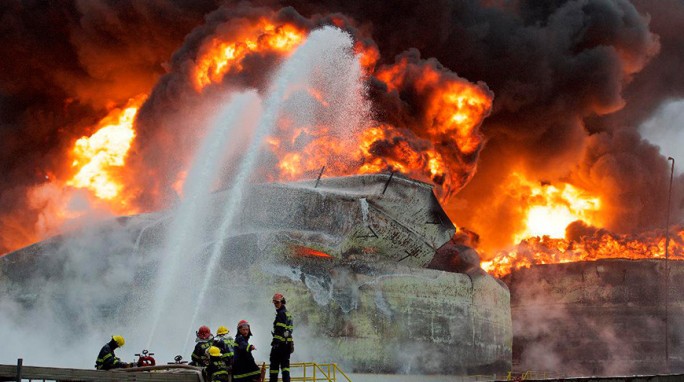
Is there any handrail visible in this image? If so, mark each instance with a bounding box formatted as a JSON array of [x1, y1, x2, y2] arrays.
[[266, 361, 352, 382]]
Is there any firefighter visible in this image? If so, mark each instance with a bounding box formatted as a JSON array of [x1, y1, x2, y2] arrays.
[[206, 346, 231, 382], [190, 325, 214, 367], [214, 325, 236, 367], [95, 335, 132, 370], [232, 320, 260, 382], [269, 292, 293, 382]]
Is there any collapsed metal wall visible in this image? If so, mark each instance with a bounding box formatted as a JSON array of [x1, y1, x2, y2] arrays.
[[1, 174, 512, 375]]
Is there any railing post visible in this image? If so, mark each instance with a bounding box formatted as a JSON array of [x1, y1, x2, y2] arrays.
[[16, 358, 22, 382]]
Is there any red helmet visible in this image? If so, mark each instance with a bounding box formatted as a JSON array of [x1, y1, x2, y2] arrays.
[[197, 325, 212, 340], [237, 320, 252, 337], [237, 320, 250, 330], [272, 293, 285, 303]]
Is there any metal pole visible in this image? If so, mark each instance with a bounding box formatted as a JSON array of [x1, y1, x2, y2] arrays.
[[314, 166, 326, 188], [664, 156, 675, 372], [382, 172, 395, 195], [16, 358, 22, 382]]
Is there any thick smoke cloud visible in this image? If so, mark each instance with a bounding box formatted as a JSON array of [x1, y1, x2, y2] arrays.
[[278, 0, 684, 253], [1, 0, 683, 256], [0, 0, 215, 253]]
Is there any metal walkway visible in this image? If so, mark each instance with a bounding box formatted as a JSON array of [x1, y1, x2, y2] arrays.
[[1, 359, 352, 382]]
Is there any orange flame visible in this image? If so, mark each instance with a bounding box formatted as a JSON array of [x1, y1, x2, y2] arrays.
[[482, 227, 684, 278], [478, 172, 684, 278], [192, 20, 307, 91], [66, 95, 146, 207], [508, 173, 603, 241], [268, 57, 493, 200]]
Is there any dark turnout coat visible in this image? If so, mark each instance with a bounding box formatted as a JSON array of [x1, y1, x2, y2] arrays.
[[232, 333, 260, 381], [95, 340, 126, 370]]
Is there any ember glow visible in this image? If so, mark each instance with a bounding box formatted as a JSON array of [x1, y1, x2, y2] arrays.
[[66, 95, 146, 209], [291, 245, 333, 259]]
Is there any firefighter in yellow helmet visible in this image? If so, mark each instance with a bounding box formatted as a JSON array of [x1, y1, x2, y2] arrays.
[[95, 335, 132, 370], [206, 346, 231, 382], [213, 325, 236, 367]]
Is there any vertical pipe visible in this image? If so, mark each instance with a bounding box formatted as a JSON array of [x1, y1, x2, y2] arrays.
[[664, 157, 675, 372], [16, 358, 22, 382]]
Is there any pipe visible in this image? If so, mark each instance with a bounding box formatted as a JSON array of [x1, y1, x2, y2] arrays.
[[15, 358, 21, 382], [664, 156, 675, 372]]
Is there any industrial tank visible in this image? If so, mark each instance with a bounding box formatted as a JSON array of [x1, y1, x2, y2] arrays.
[[0, 174, 511, 374], [505, 259, 684, 376]]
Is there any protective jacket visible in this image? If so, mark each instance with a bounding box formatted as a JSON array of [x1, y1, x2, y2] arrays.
[[269, 305, 293, 382], [206, 355, 231, 382], [233, 333, 260, 381], [271, 305, 293, 346], [95, 340, 125, 370], [190, 338, 213, 367], [214, 335, 236, 366]]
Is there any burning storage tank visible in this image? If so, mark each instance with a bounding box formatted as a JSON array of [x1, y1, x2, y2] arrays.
[[504, 259, 684, 377], [0, 173, 511, 374]]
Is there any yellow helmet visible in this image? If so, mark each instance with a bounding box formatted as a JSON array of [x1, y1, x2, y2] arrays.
[[208, 346, 221, 357], [112, 335, 125, 347], [217, 325, 229, 336]]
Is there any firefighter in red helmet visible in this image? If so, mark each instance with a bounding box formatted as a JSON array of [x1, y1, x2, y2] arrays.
[[190, 325, 214, 367], [269, 292, 293, 382], [233, 320, 260, 381]]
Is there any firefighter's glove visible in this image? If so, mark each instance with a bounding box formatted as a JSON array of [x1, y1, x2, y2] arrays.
[[284, 330, 291, 338]]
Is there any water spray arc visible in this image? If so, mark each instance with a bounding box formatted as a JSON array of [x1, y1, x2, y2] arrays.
[[145, 92, 261, 350], [143, 26, 370, 355], [185, 26, 368, 346]]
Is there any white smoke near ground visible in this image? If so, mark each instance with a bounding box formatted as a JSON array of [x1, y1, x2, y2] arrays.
[[0, 220, 141, 367], [507, 261, 675, 378]]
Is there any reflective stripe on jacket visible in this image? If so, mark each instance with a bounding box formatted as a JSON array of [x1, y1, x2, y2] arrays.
[[272, 305, 293, 344]]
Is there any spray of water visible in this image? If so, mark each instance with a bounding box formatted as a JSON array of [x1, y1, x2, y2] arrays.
[[145, 91, 262, 348], [144, 26, 370, 359], [184, 26, 368, 346]]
